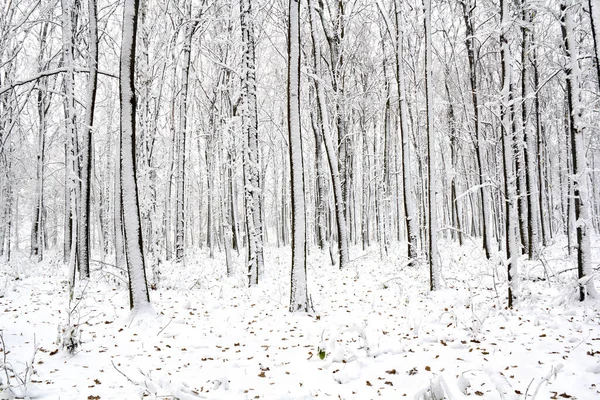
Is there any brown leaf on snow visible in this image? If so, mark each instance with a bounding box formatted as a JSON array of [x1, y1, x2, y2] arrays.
[[385, 369, 397, 374], [366, 381, 372, 386], [385, 381, 393, 386], [258, 371, 266, 378], [475, 391, 484, 396], [87, 396, 100, 400], [49, 349, 58, 356], [425, 366, 431, 371]]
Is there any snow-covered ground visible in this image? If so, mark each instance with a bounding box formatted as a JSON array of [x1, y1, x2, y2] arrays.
[[1, 237, 599, 399]]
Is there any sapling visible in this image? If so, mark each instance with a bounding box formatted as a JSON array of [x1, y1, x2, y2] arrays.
[[0, 332, 39, 398], [58, 280, 88, 353]]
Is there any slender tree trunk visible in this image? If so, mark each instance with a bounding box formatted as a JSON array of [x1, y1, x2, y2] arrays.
[[445, 78, 463, 246], [175, 9, 196, 262], [501, 0, 519, 308], [120, 0, 150, 310], [424, 0, 439, 291], [394, 0, 418, 261], [460, 0, 493, 259], [310, 85, 328, 250], [288, 0, 310, 313], [531, 37, 548, 246], [240, 0, 264, 285], [589, 0, 600, 91], [521, 1, 539, 259], [308, 0, 349, 268], [61, 0, 77, 265], [77, 0, 98, 278], [561, 1, 597, 300]]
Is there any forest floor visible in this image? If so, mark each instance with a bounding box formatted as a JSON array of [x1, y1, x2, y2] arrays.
[[1, 237, 599, 400]]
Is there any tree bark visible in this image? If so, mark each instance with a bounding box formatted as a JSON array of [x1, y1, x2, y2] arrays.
[[77, 0, 98, 278], [308, 0, 349, 268], [288, 0, 310, 313], [240, 0, 265, 286], [394, 0, 418, 261], [501, 0, 519, 308], [120, 0, 151, 310], [460, 0, 493, 259], [424, 0, 439, 291], [561, 1, 597, 300]]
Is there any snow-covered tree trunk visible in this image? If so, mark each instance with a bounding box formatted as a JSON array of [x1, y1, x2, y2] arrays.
[[240, 0, 264, 286], [77, 0, 98, 278], [531, 40, 548, 246], [424, 0, 439, 291], [60, 0, 77, 265], [460, 0, 493, 259], [310, 85, 328, 251], [521, 0, 539, 259], [175, 8, 196, 262], [32, 23, 49, 262], [589, 0, 600, 91], [444, 76, 463, 246], [308, 0, 349, 268], [561, 1, 597, 300], [288, 0, 309, 313], [394, 0, 418, 261], [500, 0, 519, 308], [120, 0, 150, 310]]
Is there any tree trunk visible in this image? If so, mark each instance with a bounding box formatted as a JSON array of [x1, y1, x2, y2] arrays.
[[460, 0, 493, 259], [240, 0, 264, 286], [120, 0, 151, 310], [521, 0, 539, 259], [175, 8, 196, 262], [589, 0, 600, 91], [561, 1, 597, 300], [78, 0, 98, 278], [424, 0, 439, 291], [531, 36, 548, 246], [501, 0, 519, 308], [308, 0, 349, 268], [394, 0, 419, 261], [288, 0, 310, 313]]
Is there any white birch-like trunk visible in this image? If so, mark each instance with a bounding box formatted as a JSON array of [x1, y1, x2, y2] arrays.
[[288, 0, 309, 313], [120, 0, 150, 310]]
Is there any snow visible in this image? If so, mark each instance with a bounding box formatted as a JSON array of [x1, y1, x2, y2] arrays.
[[1, 237, 599, 399]]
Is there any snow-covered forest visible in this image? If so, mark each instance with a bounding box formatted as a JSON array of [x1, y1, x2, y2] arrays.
[[1, 0, 600, 398]]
